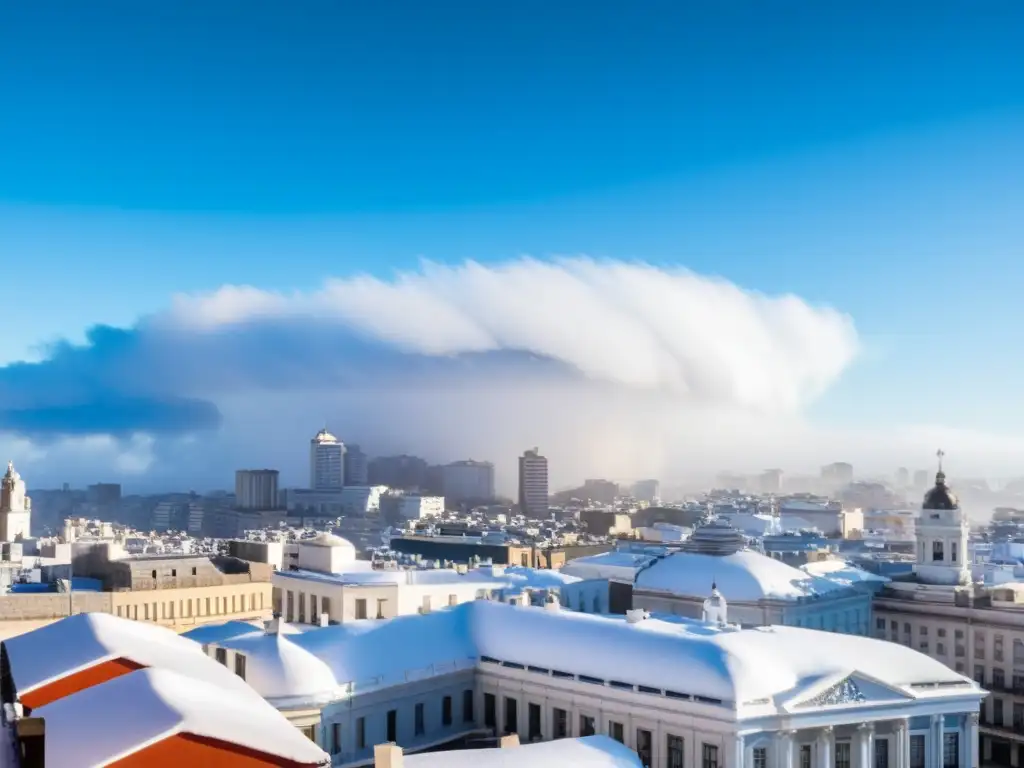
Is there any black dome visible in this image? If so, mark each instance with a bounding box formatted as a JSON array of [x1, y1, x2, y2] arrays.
[[923, 471, 959, 510]]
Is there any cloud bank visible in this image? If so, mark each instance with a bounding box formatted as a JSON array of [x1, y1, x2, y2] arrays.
[[0, 257, 860, 489]]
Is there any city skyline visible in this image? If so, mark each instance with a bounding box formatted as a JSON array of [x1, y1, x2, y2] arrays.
[[2, 3, 1024, 488]]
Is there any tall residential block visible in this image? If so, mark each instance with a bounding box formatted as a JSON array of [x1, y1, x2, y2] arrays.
[[518, 448, 549, 517], [310, 428, 345, 491]]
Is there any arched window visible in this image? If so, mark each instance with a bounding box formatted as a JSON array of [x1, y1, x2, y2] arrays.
[[932, 540, 944, 562]]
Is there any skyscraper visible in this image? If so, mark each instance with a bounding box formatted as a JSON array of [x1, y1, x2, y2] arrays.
[[235, 469, 280, 509], [310, 428, 345, 491], [344, 444, 369, 486], [518, 448, 549, 517]]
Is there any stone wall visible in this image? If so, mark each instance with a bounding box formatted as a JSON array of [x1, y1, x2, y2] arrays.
[[0, 592, 112, 621]]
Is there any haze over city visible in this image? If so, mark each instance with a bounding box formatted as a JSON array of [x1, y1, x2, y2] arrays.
[[2, 3, 1024, 492]]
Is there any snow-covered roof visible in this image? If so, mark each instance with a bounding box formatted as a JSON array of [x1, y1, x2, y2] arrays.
[[180, 620, 264, 645], [635, 549, 846, 601], [801, 559, 890, 585], [215, 631, 340, 706], [301, 532, 355, 549], [560, 551, 659, 582], [2, 613, 257, 703], [218, 600, 977, 715], [35, 668, 330, 767], [403, 735, 642, 767]]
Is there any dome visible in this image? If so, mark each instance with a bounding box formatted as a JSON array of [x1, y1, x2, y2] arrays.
[[923, 471, 959, 511], [311, 428, 338, 444], [303, 532, 355, 550]]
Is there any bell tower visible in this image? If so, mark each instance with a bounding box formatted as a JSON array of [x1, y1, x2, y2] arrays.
[[913, 450, 970, 586], [0, 461, 32, 542]]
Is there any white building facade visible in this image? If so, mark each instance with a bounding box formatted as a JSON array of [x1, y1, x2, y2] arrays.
[[0, 461, 32, 542], [442, 461, 496, 505], [311, 429, 346, 491]]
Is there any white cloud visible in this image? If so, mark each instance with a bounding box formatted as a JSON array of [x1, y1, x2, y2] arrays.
[[166, 257, 858, 413]]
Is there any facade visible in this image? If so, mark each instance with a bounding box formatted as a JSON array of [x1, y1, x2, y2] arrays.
[[380, 494, 445, 522], [0, 462, 32, 542], [340, 485, 389, 515], [873, 463, 1024, 765], [236, 469, 281, 510], [518, 448, 549, 517], [630, 479, 660, 503], [442, 460, 496, 505], [202, 597, 984, 768], [311, 428, 346, 491]]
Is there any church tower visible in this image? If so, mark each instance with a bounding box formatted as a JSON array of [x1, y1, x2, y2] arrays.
[[0, 461, 32, 542], [913, 450, 970, 586]]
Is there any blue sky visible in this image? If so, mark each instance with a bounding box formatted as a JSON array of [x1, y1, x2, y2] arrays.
[[1, 2, 1023, 487]]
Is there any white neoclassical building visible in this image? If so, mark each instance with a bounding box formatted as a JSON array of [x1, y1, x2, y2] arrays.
[[198, 589, 984, 768]]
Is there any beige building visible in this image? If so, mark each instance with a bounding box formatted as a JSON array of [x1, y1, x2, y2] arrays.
[[0, 552, 273, 639], [872, 462, 1018, 765]]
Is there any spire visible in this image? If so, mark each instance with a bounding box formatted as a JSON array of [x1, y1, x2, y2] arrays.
[[935, 448, 946, 484]]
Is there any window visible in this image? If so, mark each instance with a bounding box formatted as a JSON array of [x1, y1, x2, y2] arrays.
[[321, 596, 330, 618], [702, 743, 719, 768], [552, 708, 568, 739], [753, 747, 768, 768], [332, 723, 341, 755], [386, 709, 397, 742], [876, 618, 885, 630], [955, 645, 965, 658], [943, 732, 959, 768], [836, 742, 852, 768], [938, 628, 947, 638], [1014, 703, 1024, 729], [995, 634, 1005, 661], [954, 629, 964, 640], [975, 632, 986, 659], [171, 569, 177, 577], [580, 714, 595, 737], [1014, 674, 1024, 692], [919, 642, 930, 653], [311, 595, 318, 618], [151, 570, 157, 579], [377, 598, 386, 619], [910, 735, 925, 768], [920, 625, 929, 635], [1014, 639, 1024, 665], [463, 689, 474, 723], [667, 734, 684, 768], [415, 703, 425, 736], [356, 717, 366, 749], [191, 567, 197, 576], [529, 703, 542, 741], [800, 745, 812, 768], [484, 694, 496, 730], [933, 540, 944, 561], [994, 669, 1005, 688], [995, 698, 1004, 726], [974, 665, 985, 685], [875, 738, 889, 768], [636, 729, 652, 768], [609, 720, 623, 744], [215, 647, 227, 665], [951, 541, 958, 563], [504, 697, 518, 735], [442, 695, 452, 726], [234, 652, 246, 680], [449, 593, 458, 607], [937, 643, 946, 656], [355, 598, 367, 620], [301, 725, 316, 742], [904, 623, 911, 635]]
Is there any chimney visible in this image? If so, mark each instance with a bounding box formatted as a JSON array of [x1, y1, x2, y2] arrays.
[[16, 716, 45, 768], [319, 612, 329, 627], [374, 743, 404, 767], [264, 617, 280, 635]]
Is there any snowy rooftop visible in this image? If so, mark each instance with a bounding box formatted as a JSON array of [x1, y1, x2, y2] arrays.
[[560, 551, 660, 582], [635, 549, 848, 601], [35, 667, 330, 767], [1, 612, 259, 704], [205, 600, 979, 714], [403, 735, 642, 767], [800, 559, 890, 585]]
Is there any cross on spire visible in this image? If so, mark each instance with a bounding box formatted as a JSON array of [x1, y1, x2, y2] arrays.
[[936, 448, 945, 473]]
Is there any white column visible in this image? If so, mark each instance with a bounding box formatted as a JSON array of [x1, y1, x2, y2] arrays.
[[931, 714, 943, 767], [775, 731, 796, 768], [817, 727, 834, 768], [857, 723, 874, 768], [896, 719, 910, 768], [967, 712, 979, 768], [734, 734, 745, 768]]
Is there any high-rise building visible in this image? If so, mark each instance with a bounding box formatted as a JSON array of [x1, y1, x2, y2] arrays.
[[235, 469, 280, 510], [759, 469, 783, 494], [310, 428, 345, 490], [0, 461, 32, 542], [518, 448, 549, 517], [820, 462, 854, 488], [631, 479, 660, 503], [895, 467, 910, 487], [441, 460, 495, 505], [368, 455, 429, 490], [343, 444, 369, 486]]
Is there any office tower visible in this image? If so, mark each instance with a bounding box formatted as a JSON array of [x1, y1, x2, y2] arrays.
[[518, 448, 549, 517], [441, 460, 496, 505], [344, 445, 369, 486], [235, 469, 280, 510], [310, 428, 345, 491]]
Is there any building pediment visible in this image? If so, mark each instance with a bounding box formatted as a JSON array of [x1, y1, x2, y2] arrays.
[[782, 671, 913, 712]]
